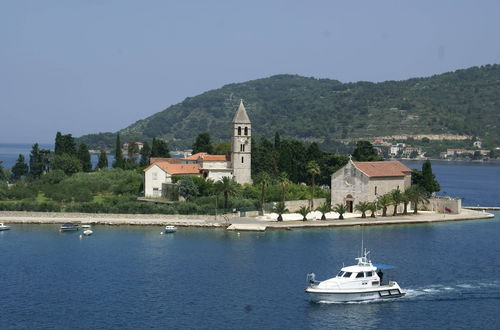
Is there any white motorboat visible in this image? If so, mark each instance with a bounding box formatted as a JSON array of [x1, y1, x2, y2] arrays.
[[305, 249, 405, 303], [0, 223, 11, 231], [59, 222, 79, 232], [164, 225, 177, 233], [83, 229, 93, 236], [81, 225, 92, 229]]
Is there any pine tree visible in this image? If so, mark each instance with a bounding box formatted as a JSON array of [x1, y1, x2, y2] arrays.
[[113, 134, 125, 169], [54, 132, 63, 155], [96, 150, 108, 170], [151, 138, 170, 158], [11, 154, 29, 180], [77, 143, 92, 172], [29, 143, 44, 178]]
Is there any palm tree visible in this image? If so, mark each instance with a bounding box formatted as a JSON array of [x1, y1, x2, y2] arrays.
[[377, 193, 392, 217], [406, 184, 429, 214], [298, 206, 310, 221], [316, 202, 331, 220], [306, 161, 321, 209], [215, 176, 239, 210], [255, 171, 271, 215], [274, 202, 288, 221], [333, 203, 347, 220], [401, 188, 412, 215], [354, 201, 371, 218], [390, 189, 403, 216], [367, 201, 378, 218], [278, 172, 291, 203]]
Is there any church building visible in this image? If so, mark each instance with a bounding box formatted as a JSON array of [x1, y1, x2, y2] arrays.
[[330, 159, 412, 212], [143, 100, 252, 198]]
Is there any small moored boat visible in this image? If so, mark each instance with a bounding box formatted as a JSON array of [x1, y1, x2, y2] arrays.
[[59, 223, 79, 232], [83, 229, 93, 236], [305, 249, 405, 303], [164, 225, 177, 233], [0, 223, 11, 231]]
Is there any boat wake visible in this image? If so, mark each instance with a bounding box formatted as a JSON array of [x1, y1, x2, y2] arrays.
[[313, 280, 500, 304]]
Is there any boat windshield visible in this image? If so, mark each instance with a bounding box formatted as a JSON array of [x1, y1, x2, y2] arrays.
[[343, 272, 352, 278], [336, 271, 344, 277]]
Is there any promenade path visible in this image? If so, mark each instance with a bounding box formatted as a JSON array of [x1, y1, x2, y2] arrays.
[[0, 208, 494, 231]]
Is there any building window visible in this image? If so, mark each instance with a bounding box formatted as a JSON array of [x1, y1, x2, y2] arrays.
[[244, 127, 248, 135], [374, 186, 377, 195], [240, 144, 245, 152], [152, 172, 158, 180], [238, 126, 242, 135], [241, 156, 244, 163]]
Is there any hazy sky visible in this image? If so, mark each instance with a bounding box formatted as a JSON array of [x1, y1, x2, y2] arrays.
[[2, 0, 500, 143]]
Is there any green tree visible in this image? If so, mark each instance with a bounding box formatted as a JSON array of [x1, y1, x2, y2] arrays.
[[77, 143, 92, 172], [192, 133, 213, 154], [377, 193, 392, 217], [333, 203, 347, 220], [354, 201, 371, 218], [298, 206, 310, 221], [96, 150, 108, 170], [215, 176, 238, 209], [273, 201, 288, 222], [316, 202, 331, 220], [367, 201, 378, 218], [306, 160, 320, 209], [390, 189, 403, 216], [139, 141, 151, 166], [213, 142, 231, 155], [127, 142, 140, 163], [11, 154, 29, 181], [52, 154, 82, 175], [255, 171, 271, 215], [0, 161, 8, 182], [178, 178, 199, 201], [29, 143, 44, 179], [352, 140, 383, 161], [55, 132, 77, 156], [421, 160, 440, 195], [401, 188, 412, 215], [151, 138, 170, 158], [278, 172, 291, 203], [406, 184, 429, 214], [113, 134, 125, 169]]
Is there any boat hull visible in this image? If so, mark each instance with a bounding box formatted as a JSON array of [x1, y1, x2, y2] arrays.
[[0, 227, 10, 231], [306, 286, 405, 303]]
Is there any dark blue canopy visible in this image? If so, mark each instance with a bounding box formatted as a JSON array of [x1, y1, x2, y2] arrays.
[[373, 264, 395, 269]]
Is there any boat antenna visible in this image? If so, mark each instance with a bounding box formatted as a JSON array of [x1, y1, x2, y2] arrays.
[[361, 225, 364, 257]]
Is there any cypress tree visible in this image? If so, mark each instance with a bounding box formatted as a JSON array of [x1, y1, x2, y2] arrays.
[[55, 132, 63, 155], [192, 133, 213, 154], [77, 143, 92, 172], [421, 160, 440, 195], [96, 150, 108, 170], [29, 143, 44, 178], [113, 134, 125, 169], [139, 141, 151, 167]]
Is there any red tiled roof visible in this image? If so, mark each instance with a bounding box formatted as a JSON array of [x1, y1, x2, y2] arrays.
[[149, 157, 182, 164], [353, 161, 411, 178], [183, 153, 228, 162], [184, 152, 207, 160], [144, 161, 200, 174]]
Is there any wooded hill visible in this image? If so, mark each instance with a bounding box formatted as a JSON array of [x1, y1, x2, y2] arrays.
[[79, 64, 500, 150]]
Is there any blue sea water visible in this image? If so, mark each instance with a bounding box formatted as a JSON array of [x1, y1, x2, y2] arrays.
[[1, 214, 499, 329]]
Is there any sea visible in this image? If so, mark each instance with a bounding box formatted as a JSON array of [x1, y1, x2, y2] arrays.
[[0, 144, 499, 329]]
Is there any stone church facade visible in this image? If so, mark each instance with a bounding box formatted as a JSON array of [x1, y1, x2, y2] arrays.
[[144, 100, 252, 197], [331, 159, 411, 212]]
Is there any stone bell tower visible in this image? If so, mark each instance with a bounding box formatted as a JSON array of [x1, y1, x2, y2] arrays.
[[231, 100, 252, 184]]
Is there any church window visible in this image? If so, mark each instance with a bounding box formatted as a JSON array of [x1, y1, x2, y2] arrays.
[[238, 127, 242, 135], [244, 127, 248, 135], [241, 156, 244, 163], [240, 144, 245, 152]]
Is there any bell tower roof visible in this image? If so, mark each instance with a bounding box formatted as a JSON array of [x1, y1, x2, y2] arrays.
[[232, 99, 251, 124]]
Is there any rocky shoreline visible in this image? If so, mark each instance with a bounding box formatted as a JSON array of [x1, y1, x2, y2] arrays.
[[0, 208, 495, 231]]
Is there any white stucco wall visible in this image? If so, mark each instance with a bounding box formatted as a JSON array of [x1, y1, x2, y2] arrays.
[[144, 165, 171, 197]]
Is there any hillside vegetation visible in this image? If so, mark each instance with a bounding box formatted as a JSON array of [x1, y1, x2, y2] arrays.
[[80, 64, 500, 150]]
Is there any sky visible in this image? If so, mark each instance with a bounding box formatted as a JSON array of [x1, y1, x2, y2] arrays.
[[1, 0, 500, 144]]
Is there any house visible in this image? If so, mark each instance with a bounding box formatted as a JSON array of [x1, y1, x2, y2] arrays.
[[390, 143, 405, 157], [331, 159, 412, 212], [143, 100, 252, 198]]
